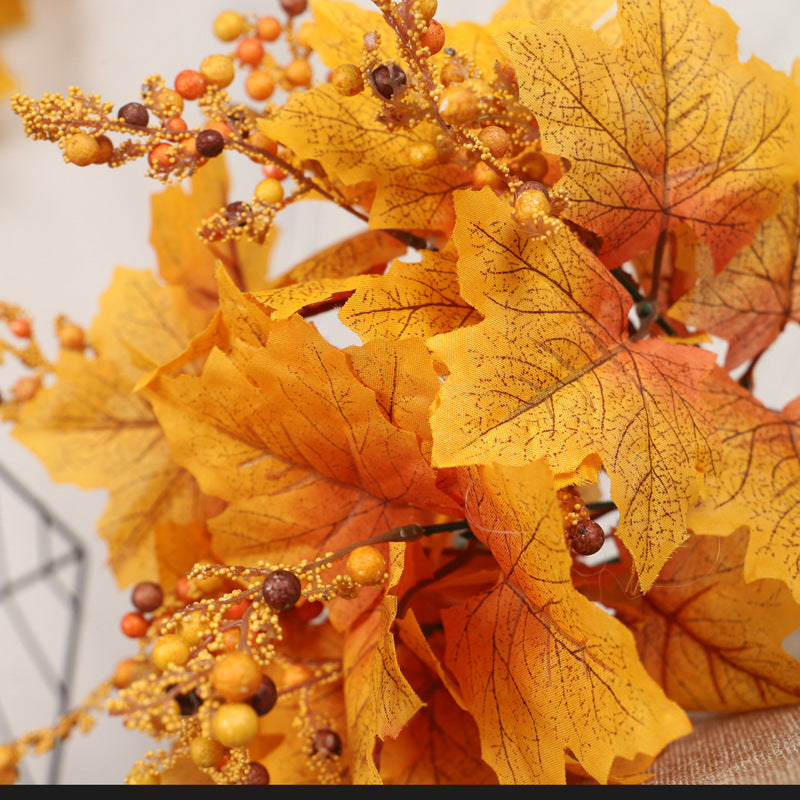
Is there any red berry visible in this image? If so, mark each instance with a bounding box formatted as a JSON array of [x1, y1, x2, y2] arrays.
[[280, 0, 308, 16], [261, 569, 302, 611]]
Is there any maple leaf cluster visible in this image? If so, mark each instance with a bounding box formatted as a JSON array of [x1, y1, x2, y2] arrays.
[[3, 0, 800, 786]]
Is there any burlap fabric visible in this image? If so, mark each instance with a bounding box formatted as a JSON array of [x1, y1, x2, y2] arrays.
[[646, 706, 800, 784]]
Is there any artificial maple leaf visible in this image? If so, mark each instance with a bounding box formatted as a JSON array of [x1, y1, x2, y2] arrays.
[[143, 274, 462, 568], [340, 242, 481, 343], [269, 229, 406, 288], [669, 183, 800, 370], [12, 268, 212, 586], [441, 461, 691, 784], [342, 544, 424, 784], [576, 527, 800, 712], [379, 617, 497, 785], [496, 0, 800, 272], [428, 188, 719, 592], [150, 155, 272, 304], [687, 366, 800, 604]]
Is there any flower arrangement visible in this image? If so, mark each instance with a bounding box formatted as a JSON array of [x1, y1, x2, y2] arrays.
[[2, 0, 800, 786]]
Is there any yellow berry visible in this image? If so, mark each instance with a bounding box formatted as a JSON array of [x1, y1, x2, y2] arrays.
[[127, 767, 161, 785], [0, 745, 17, 772], [151, 634, 190, 670], [295, 21, 316, 49], [408, 142, 439, 170], [212, 651, 263, 702], [190, 735, 228, 769], [254, 178, 284, 204], [346, 545, 386, 586], [213, 702, 259, 748], [515, 187, 551, 222], [178, 610, 207, 646], [330, 63, 363, 96], [214, 11, 247, 42], [200, 54, 236, 89], [154, 88, 184, 117], [64, 133, 99, 166], [415, 0, 438, 25]]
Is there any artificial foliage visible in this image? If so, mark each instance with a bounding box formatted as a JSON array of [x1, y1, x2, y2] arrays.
[[2, 0, 800, 785]]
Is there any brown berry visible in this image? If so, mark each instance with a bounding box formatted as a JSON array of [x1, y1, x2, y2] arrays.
[[280, 0, 308, 16], [261, 569, 302, 611], [117, 102, 149, 127], [311, 728, 342, 758], [243, 762, 270, 785], [195, 128, 225, 158], [568, 519, 605, 556], [131, 580, 164, 613], [247, 675, 278, 716], [371, 63, 406, 100], [223, 201, 250, 227]]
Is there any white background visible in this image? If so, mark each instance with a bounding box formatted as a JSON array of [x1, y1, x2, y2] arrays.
[[0, 0, 798, 785]]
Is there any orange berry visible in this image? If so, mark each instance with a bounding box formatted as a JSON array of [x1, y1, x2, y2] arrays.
[[11, 375, 41, 403], [212, 703, 259, 747], [246, 131, 277, 154], [438, 84, 478, 126], [180, 136, 198, 157], [64, 132, 99, 166], [213, 11, 246, 42], [237, 36, 264, 67], [225, 597, 251, 620], [57, 323, 85, 350], [200, 54, 236, 89], [285, 58, 313, 87], [174, 575, 191, 603], [165, 116, 187, 132], [514, 184, 551, 222], [283, 663, 312, 687], [254, 178, 284, 204], [148, 143, 177, 170], [472, 160, 504, 190], [330, 63, 363, 96], [175, 69, 207, 101], [440, 59, 467, 86], [245, 70, 274, 101], [112, 657, 148, 689], [262, 163, 287, 180], [478, 125, 510, 159], [9, 318, 31, 338], [120, 611, 149, 639], [420, 19, 445, 55], [212, 651, 263, 702], [204, 119, 233, 139], [346, 545, 386, 586], [151, 634, 191, 669], [256, 16, 282, 41], [92, 134, 114, 164], [0, 745, 17, 772], [190, 736, 228, 769]]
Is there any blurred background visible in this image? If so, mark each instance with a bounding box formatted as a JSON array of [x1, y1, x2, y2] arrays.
[[0, 0, 797, 784]]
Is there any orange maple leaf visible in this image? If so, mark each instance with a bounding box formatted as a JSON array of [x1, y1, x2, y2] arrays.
[[441, 461, 691, 784], [429, 188, 719, 591], [669, 183, 800, 370], [576, 528, 800, 712], [496, 0, 800, 272]]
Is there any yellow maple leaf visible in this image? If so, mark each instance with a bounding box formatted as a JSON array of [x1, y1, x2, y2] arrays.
[[12, 268, 212, 586], [340, 242, 481, 343], [429, 188, 719, 592], [687, 366, 800, 603], [496, 0, 800, 272], [441, 461, 691, 784]]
